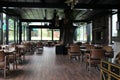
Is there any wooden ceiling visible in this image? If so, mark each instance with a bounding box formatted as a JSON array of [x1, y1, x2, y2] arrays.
[[0, 0, 120, 21]]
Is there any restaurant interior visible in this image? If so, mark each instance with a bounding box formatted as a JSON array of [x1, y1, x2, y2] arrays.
[[0, 0, 120, 80]]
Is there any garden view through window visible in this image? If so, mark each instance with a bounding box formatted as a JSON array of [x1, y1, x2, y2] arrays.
[[31, 28, 60, 40]]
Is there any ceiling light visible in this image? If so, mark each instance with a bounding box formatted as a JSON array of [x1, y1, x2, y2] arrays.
[[65, 0, 78, 9]]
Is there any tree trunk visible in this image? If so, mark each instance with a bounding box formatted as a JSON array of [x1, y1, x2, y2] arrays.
[[60, 9, 76, 45]]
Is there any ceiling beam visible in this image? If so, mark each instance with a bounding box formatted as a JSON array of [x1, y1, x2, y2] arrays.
[[20, 19, 89, 22], [0, 1, 67, 8], [21, 19, 52, 22], [88, 10, 112, 20], [2, 9, 21, 17], [0, 1, 120, 9]]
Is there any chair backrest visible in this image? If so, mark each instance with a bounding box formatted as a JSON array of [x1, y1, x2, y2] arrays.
[[115, 52, 120, 64], [75, 42, 82, 46], [70, 44, 77, 46], [37, 42, 43, 47], [103, 46, 113, 52], [0, 50, 5, 62], [70, 45, 80, 53], [90, 49, 105, 59], [86, 45, 95, 49]]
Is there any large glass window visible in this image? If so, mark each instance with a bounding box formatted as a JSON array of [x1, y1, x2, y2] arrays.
[[86, 23, 92, 42], [24, 26, 27, 40], [112, 13, 118, 37], [31, 28, 41, 40], [89, 23, 92, 42], [0, 14, 2, 44], [8, 18, 14, 42], [29, 22, 60, 41], [53, 29, 60, 40], [17, 21, 19, 43], [31, 28, 60, 41], [3, 13, 6, 44], [42, 28, 52, 40], [22, 22, 27, 41], [76, 24, 87, 42]]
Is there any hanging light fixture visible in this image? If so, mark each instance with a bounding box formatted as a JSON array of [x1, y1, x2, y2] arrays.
[[65, 0, 79, 9]]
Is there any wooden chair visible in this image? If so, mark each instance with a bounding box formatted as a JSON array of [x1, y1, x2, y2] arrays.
[[68, 45, 81, 62], [36, 42, 43, 51], [85, 49, 105, 71], [22, 42, 31, 54], [86, 45, 95, 49], [115, 52, 120, 64], [103, 45, 114, 58], [15, 45, 25, 63], [7, 45, 17, 70], [81, 45, 95, 62], [0, 50, 9, 78], [75, 42, 82, 46]]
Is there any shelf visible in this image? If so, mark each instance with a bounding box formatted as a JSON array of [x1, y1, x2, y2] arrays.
[[100, 60, 120, 80]]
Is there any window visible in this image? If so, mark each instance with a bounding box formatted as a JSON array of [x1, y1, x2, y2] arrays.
[[89, 23, 92, 42], [76, 23, 87, 42], [17, 20, 20, 43], [31, 28, 41, 40], [24, 26, 27, 40], [8, 18, 14, 42], [0, 14, 2, 44], [112, 13, 118, 37], [3, 13, 6, 44], [31, 28, 60, 41], [42, 28, 52, 40], [86, 22, 92, 42], [53, 29, 60, 40], [22, 22, 27, 41]]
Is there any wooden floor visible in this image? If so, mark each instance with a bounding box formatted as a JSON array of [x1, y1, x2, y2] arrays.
[[0, 47, 100, 80]]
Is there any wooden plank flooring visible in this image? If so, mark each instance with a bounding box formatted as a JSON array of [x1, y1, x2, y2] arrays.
[[0, 47, 100, 80]]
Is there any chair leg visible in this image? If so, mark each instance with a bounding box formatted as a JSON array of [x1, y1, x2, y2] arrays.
[[69, 55, 71, 62], [69, 55, 72, 63], [78, 56, 81, 63], [81, 54, 83, 62], [85, 62, 88, 71], [16, 62, 17, 69], [13, 63, 15, 70], [15, 59, 17, 69], [88, 62, 91, 71], [4, 68, 6, 78]]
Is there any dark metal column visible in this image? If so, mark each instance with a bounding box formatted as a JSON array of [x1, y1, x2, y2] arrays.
[[52, 29, 53, 41], [117, 9, 120, 37], [29, 27, 31, 41], [0, 13, 3, 44], [19, 20, 22, 44], [14, 19, 16, 43], [6, 15, 8, 44]]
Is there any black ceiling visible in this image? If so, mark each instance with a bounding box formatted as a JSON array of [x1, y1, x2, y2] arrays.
[[0, 0, 120, 21]]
